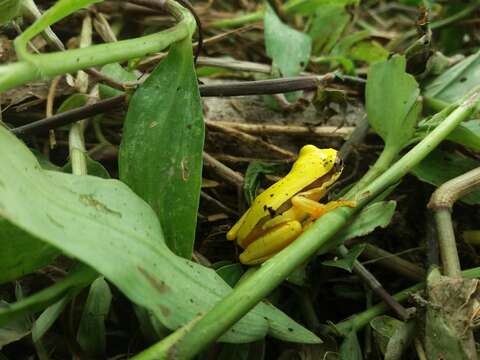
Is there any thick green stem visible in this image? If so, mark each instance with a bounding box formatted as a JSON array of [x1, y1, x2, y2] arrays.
[[134, 90, 480, 360], [0, 1, 194, 93], [434, 210, 461, 277], [335, 266, 480, 334]]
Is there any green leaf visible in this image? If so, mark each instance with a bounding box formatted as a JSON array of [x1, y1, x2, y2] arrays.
[[0, 266, 96, 326], [349, 41, 389, 64], [339, 330, 362, 360], [287, 0, 359, 16], [56, 93, 88, 113], [318, 201, 397, 254], [216, 264, 244, 287], [307, 4, 350, 55], [366, 55, 421, 151], [63, 156, 110, 179], [0, 0, 21, 25], [370, 315, 404, 355], [410, 149, 480, 205], [322, 244, 366, 272], [119, 39, 204, 259], [264, 5, 312, 77], [0, 126, 319, 344], [32, 296, 70, 342], [0, 220, 58, 284], [98, 63, 137, 99], [384, 321, 415, 360], [0, 301, 31, 347], [77, 277, 112, 358], [244, 161, 288, 205], [424, 50, 480, 105]]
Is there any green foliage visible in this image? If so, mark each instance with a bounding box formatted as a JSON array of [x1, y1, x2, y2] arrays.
[[99, 63, 138, 99], [339, 330, 362, 360], [216, 263, 244, 287], [119, 39, 204, 259], [77, 277, 112, 358], [424, 50, 480, 105], [411, 149, 480, 205], [0, 126, 318, 344], [366, 55, 421, 153], [243, 161, 288, 205], [308, 4, 350, 55], [264, 5, 312, 77], [286, 0, 359, 16], [318, 201, 397, 254], [0, 0, 21, 25], [322, 244, 366, 272]]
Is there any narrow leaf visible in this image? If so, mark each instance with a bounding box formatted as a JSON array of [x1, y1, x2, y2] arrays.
[[119, 38, 204, 259], [0, 127, 319, 343], [322, 244, 366, 272], [77, 277, 112, 358]]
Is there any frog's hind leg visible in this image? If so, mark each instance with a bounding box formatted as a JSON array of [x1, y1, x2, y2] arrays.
[[291, 196, 356, 219], [240, 221, 302, 265]]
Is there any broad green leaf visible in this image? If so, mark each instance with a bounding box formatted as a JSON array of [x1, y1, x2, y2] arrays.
[[0, 220, 58, 284], [424, 50, 480, 105], [366, 55, 421, 151], [308, 4, 350, 55], [264, 5, 312, 77], [349, 41, 389, 64], [119, 38, 204, 259], [322, 244, 366, 272], [56, 93, 88, 113], [63, 157, 110, 179], [318, 201, 397, 254], [410, 149, 480, 205], [98, 63, 137, 99], [287, 0, 359, 16], [0, 126, 319, 343], [244, 161, 288, 205], [77, 277, 112, 358], [0, 0, 21, 26], [339, 330, 362, 360], [216, 264, 244, 287]]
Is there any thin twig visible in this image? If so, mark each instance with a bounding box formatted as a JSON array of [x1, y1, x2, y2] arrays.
[[202, 152, 244, 188], [206, 121, 295, 160]]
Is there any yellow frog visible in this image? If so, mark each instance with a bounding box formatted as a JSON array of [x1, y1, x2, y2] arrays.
[[227, 145, 356, 265]]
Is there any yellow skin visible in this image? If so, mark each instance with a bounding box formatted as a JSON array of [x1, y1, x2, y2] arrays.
[[227, 145, 356, 265]]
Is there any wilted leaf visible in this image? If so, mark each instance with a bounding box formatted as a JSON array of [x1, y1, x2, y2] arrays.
[[366, 55, 421, 152], [410, 149, 480, 205], [264, 5, 312, 77], [119, 38, 204, 259], [0, 126, 319, 343]]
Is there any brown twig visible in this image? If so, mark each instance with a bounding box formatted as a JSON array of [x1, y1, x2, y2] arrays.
[[202, 152, 244, 188]]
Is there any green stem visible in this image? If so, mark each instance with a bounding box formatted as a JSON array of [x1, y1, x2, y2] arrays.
[[133, 90, 480, 360], [434, 210, 461, 277], [0, 1, 194, 93], [335, 266, 480, 334]]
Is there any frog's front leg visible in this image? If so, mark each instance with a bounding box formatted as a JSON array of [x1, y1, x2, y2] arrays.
[[291, 189, 356, 219], [240, 220, 303, 265]]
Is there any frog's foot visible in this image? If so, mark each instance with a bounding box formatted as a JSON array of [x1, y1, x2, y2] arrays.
[[291, 197, 356, 219], [239, 221, 302, 265]]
